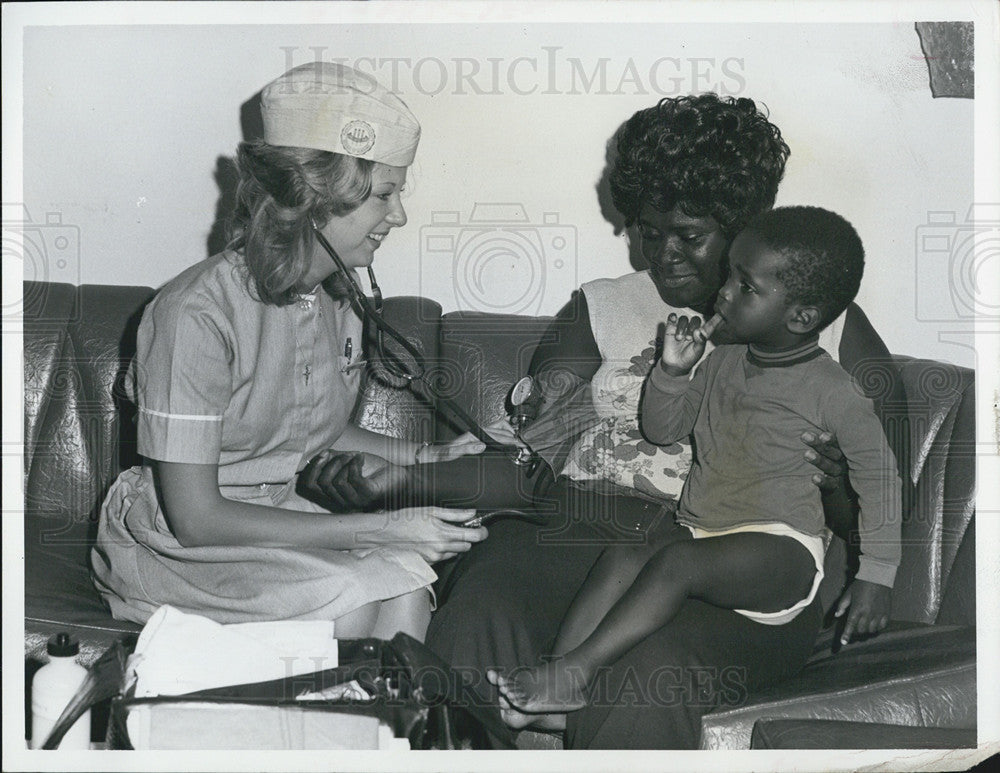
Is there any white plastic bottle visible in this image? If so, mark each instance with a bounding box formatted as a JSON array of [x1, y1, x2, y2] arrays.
[[31, 633, 91, 750]]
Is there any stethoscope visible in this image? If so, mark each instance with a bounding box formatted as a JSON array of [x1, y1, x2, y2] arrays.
[[311, 222, 540, 471]]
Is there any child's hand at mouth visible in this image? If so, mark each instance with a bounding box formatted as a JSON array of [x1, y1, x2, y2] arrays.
[[657, 312, 721, 376]]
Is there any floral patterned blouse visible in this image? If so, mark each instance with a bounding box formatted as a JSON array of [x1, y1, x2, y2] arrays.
[[559, 271, 843, 503]]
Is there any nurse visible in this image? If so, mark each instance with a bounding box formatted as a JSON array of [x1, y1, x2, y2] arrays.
[[92, 62, 488, 640]]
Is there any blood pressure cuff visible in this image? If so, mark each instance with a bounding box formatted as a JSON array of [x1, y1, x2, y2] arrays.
[[518, 376, 602, 476]]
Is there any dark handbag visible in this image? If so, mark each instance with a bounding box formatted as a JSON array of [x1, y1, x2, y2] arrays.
[[44, 633, 508, 750]]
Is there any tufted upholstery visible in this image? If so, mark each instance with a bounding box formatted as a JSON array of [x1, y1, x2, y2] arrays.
[[353, 296, 443, 442], [22, 280, 976, 748]]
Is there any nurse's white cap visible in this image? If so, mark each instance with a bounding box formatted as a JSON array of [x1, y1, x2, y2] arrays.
[[261, 62, 420, 167]]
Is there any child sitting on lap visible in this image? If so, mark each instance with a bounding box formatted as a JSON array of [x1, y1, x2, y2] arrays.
[[490, 206, 902, 715]]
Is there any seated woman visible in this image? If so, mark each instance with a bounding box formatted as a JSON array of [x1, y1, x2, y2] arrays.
[[304, 93, 906, 748], [91, 62, 488, 641]]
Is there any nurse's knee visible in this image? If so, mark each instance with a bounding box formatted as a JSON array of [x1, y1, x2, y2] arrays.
[[374, 588, 432, 641], [333, 601, 380, 638]]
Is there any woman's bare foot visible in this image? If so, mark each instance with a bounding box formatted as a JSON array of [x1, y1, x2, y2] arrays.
[[489, 660, 590, 714], [487, 670, 568, 732]]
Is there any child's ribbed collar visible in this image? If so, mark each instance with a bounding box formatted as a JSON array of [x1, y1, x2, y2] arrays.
[[746, 336, 823, 368]]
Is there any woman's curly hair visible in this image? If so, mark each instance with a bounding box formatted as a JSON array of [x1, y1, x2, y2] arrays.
[[609, 94, 790, 238], [227, 140, 374, 305]]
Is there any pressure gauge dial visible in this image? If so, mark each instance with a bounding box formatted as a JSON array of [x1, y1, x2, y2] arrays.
[[510, 376, 537, 407]]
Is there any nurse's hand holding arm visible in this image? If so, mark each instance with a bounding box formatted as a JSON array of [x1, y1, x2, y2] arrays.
[[156, 461, 486, 563]]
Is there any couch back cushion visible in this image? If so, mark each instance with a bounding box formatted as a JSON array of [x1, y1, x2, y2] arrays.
[[436, 311, 554, 440], [353, 296, 443, 441], [24, 282, 154, 560], [892, 357, 976, 626], [784, 356, 977, 629]]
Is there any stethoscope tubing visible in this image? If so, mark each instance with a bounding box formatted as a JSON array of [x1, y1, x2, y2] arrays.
[[312, 226, 516, 456]]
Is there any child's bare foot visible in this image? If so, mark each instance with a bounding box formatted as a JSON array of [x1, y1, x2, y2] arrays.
[[487, 670, 569, 732], [497, 692, 567, 732], [490, 661, 589, 714]]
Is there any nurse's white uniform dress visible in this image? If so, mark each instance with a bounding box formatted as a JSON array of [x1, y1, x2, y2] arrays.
[[92, 252, 435, 625]]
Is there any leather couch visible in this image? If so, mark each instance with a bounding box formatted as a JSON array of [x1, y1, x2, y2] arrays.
[[22, 280, 977, 749]]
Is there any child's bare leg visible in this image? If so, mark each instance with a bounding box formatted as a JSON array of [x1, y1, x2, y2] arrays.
[[485, 540, 667, 733], [372, 589, 433, 641], [551, 530, 685, 657], [496, 532, 814, 714], [491, 535, 681, 730], [490, 532, 681, 731]]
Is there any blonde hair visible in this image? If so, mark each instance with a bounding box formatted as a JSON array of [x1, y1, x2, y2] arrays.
[[227, 140, 374, 305]]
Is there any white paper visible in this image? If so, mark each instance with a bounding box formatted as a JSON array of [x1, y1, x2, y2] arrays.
[[130, 606, 339, 699]]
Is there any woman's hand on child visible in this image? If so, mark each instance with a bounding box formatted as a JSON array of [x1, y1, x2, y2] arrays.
[[369, 507, 487, 563], [802, 431, 859, 538], [801, 431, 849, 491], [658, 314, 710, 376], [833, 579, 891, 645]]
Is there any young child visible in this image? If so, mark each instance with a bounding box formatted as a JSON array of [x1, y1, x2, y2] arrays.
[[490, 206, 902, 715]]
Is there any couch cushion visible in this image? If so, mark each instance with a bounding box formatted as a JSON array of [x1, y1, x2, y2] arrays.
[[699, 624, 976, 750], [812, 357, 976, 627], [750, 718, 977, 749], [23, 282, 154, 566], [23, 282, 79, 470], [66, 284, 156, 470]]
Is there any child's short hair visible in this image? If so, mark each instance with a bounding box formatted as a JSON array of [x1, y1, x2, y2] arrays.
[[745, 206, 864, 329]]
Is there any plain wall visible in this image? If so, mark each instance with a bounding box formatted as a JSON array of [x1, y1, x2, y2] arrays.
[[21, 22, 975, 367]]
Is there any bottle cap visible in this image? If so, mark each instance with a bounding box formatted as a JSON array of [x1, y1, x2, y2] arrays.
[[46, 632, 80, 657]]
